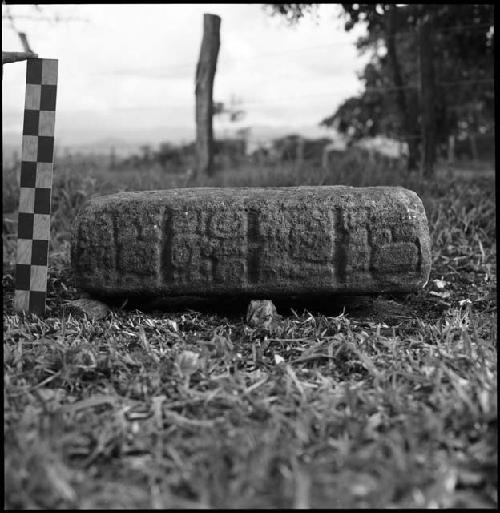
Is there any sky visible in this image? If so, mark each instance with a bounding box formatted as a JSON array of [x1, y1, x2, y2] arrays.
[[2, 4, 369, 150]]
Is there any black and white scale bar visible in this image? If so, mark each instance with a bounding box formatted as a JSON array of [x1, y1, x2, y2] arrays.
[[14, 58, 58, 315]]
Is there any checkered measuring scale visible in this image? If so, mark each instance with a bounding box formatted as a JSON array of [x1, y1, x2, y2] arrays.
[[14, 58, 58, 316]]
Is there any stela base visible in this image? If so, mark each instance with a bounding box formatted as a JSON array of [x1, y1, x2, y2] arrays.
[[71, 186, 431, 299]]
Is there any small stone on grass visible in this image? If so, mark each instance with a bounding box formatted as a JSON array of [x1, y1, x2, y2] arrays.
[[64, 298, 111, 321], [246, 300, 281, 329]]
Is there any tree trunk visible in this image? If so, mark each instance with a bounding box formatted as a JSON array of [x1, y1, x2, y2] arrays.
[[296, 136, 304, 167], [386, 5, 419, 171], [448, 134, 455, 165], [419, 19, 437, 178], [469, 133, 479, 162], [195, 13, 221, 178], [406, 90, 420, 172]]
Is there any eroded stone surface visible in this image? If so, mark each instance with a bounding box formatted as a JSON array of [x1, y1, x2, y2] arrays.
[[246, 300, 280, 329], [71, 186, 431, 297]]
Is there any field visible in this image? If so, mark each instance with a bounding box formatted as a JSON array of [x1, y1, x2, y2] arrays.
[[3, 153, 497, 508]]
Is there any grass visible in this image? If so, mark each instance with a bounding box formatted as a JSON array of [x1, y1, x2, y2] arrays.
[[3, 152, 497, 508]]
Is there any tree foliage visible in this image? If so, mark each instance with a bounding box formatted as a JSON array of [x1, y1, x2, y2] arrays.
[[2, 4, 89, 54], [267, 4, 494, 168], [213, 95, 246, 122], [264, 3, 317, 24]]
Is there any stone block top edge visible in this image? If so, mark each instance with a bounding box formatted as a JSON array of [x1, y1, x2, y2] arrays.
[[87, 185, 420, 204]]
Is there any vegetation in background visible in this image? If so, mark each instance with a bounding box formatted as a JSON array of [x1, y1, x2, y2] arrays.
[[267, 4, 494, 171]]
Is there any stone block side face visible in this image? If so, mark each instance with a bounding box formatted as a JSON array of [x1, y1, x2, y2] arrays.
[[251, 203, 336, 288], [114, 201, 164, 287], [338, 189, 431, 291], [71, 198, 165, 293], [165, 203, 247, 289], [71, 208, 116, 289], [71, 187, 431, 297]]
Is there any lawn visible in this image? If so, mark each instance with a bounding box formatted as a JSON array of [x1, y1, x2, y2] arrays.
[[3, 154, 497, 508]]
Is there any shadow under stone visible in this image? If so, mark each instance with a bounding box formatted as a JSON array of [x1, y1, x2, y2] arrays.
[[100, 293, 401, 319]]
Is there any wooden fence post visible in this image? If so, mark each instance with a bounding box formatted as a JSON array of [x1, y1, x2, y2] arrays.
[[296, 136, 304, 167], [448, 134, 455, 166], [419, 19, 437, 178], [195, 13, 221, 178]]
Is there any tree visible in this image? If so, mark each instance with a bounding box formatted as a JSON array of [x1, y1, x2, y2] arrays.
[[266, 4, 494, 173], [2, 4, 89, 54], [320, 61, 400, 141], [263, 3, 317, 24], [2, 4, 89, 78], [213, 95, 246, 123], [195, 13, 221, 178]]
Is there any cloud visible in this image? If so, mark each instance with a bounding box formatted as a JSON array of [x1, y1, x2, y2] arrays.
[[2, 4, 366, 146]]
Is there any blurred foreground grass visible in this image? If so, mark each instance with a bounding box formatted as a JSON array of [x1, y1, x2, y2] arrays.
[[2, 152, 497, 508]]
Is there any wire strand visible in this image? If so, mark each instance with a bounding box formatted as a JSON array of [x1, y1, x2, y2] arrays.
[[103, 76, 493, 111], [95, 21, 493, 77]]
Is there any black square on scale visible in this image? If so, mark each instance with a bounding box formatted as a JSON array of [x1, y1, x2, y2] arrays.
[[37, 137, 54, 163], [15, 264, 31, 290], [18, 213, 34, 239], [20, 162, 37, 188], [29, 291, 46, 315], [31, 240, 49, 265], [33, 188, 51, 215], [26, 59, 43, 84], [40, 85, 57, 111], [23, 110, 40, 136]]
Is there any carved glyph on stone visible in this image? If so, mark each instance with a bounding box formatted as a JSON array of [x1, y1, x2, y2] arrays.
[[71, 186, 431, 297]]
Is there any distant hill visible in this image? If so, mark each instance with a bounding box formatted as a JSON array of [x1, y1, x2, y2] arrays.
[[2, 123, 339, 163]]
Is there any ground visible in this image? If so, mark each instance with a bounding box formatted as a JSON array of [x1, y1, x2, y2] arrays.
[[2, 155, 497, 508]]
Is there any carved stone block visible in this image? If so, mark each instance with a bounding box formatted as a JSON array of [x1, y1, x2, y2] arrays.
[[71, 186, 431, 297]]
